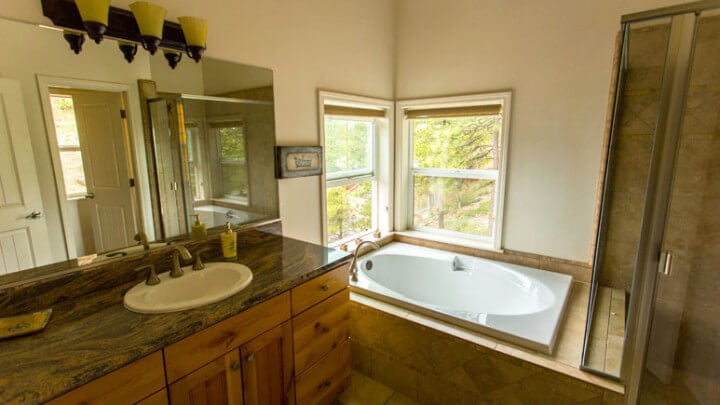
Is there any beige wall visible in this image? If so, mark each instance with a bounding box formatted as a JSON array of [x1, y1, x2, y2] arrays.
[[394, 0, 693, 262], [0, 0, 696, 260]]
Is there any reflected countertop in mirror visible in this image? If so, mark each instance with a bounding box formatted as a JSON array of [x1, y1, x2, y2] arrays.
[[0, 17, 279, 285]]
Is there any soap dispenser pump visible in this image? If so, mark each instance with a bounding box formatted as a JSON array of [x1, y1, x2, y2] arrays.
[[190, 214, 206, 239], [220, 222, 237, 261]]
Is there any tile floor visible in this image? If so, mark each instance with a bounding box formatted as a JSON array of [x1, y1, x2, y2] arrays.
[[336, 371, 419, 405]]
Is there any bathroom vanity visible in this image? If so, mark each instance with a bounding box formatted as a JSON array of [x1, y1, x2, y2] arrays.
[[0, 229, 352, 404]]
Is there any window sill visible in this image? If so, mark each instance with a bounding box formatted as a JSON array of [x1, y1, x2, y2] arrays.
[[393, 230, 504, 254]]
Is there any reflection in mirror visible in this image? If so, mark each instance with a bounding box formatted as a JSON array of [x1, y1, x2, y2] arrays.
[[148, 94, 277, 240], [581, 17, 672, 378], [0, 16, 278, 280]]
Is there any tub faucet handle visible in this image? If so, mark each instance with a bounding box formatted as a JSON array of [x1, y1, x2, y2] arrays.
[[349, 240, 380, 282]]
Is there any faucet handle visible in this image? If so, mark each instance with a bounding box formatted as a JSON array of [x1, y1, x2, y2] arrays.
[[170, 247, 192, 278], [193, 247, 213, 271], [135, 264, 160, 285]]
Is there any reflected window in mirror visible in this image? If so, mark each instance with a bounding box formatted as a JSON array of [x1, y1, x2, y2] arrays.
[[214, 122, 249, 203], [50, 95, 88, 199]]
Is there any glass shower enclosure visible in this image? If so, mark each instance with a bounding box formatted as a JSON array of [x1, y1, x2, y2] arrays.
[[583, 1, 720, 403]]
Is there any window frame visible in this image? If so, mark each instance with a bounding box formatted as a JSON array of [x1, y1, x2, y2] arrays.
[[395, 92, 512, 251], [319, 91, 394, 247]]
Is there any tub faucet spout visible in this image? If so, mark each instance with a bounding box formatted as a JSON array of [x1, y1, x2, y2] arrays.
[[349, 241, 380, 282]]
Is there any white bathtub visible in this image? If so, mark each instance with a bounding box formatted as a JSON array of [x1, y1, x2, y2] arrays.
[[194, 205, 267, 228], [351, 243, 572, 354]]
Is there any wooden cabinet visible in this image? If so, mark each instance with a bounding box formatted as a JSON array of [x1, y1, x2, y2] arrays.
[[47, 351, 166, 405], [291, 265, 351, 405], [240, 322, 294, 405], [169, 350, 243, 405]]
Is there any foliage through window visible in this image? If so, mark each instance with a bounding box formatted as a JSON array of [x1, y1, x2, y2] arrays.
[[50, 95, 87, 198], [216, 125, 248, 200], [324, 117, 375, 245], [403, 94, 510, 246]]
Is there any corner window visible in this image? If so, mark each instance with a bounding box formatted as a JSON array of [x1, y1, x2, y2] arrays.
[[320, 92, 393, 246], [398, 93, 511, 249]]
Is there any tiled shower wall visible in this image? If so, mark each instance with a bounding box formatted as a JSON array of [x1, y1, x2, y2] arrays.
[[598, 23, 671, 292]]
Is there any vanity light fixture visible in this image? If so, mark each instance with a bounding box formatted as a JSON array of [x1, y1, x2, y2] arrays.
[[178, 16, 208, 63], [129, 1, 167, 55], [118, 41, 138, 63], [63, 30, 85, 54], [73, 0, 110, 43], [163, 49, 182, 69], [41, 0, 209, 68]]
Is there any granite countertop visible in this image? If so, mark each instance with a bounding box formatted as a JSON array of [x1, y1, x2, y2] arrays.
[[0, 230, 351, 404]]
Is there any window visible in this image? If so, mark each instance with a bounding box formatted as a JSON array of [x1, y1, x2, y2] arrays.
[[320, 92, 393, 246], [213, 122, 248, 201], [398, 93, 511, 249], [49, 95, 87, 199]]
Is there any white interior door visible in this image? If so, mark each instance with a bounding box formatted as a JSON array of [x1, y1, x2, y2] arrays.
[[71, 90, 137, 253], [0, 79, 51, 274]]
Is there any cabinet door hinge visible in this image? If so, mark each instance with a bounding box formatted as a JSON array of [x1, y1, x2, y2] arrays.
[[120, 109, 127, 119]]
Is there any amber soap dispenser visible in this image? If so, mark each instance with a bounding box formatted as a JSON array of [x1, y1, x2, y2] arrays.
[[220, 222, 237, 261]]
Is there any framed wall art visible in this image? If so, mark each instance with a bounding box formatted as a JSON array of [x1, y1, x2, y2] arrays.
[[275, 146, 323, 178]]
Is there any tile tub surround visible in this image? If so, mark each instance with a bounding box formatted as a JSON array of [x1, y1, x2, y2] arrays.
[[350, 285, 624, 404], [0, 228, 351, 404]]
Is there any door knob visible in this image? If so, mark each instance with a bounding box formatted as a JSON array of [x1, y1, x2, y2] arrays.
[[25, 211, 43, 219]]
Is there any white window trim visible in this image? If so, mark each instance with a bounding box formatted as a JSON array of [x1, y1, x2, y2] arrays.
[[395, 92, 512, 251], [318, 90, 394, 247]]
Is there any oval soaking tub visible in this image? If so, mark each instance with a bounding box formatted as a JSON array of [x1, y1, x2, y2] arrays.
[[350, 243, 572, 354]]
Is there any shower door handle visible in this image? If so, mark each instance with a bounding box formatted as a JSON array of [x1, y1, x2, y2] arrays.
[[658, 251, 673, 276]]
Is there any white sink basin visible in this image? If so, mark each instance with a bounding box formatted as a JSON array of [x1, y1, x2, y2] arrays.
[[124, 262, 253, 314]]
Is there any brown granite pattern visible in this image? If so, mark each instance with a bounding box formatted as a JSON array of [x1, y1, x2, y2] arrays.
[[0, 228, 351, 404]]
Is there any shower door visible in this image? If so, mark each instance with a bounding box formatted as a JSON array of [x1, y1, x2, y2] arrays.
[[634, 10, 720, 405]]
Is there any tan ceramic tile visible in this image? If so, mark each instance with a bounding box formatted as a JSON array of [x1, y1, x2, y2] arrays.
[[416, 372, 478, 405], [337, 371, 394, 405], [607, 288, 626, 338], [628, 24, 671, 69], [371, 351, 418, 400], [351, 340, 373, 376], [603, 335, 624, 376], [515, 371, 604, 404], [584, 337, 608, 372], [385, 391, 420, 405], [590, 287, 611, 339]]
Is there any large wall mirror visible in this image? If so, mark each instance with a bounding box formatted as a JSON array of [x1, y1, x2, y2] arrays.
[[0, 17, 279, 281]]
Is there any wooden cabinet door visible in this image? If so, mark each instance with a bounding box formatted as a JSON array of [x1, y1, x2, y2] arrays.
[[240, 321, 295, 405], [169, 350, 244, 405]]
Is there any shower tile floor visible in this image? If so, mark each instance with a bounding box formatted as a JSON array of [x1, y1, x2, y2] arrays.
[[584, 286, 626, 375]]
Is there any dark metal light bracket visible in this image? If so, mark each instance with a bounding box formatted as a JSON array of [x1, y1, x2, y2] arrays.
[[41, 0, 187, 52]]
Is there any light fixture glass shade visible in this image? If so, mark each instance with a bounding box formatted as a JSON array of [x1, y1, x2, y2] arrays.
[[74, 0, 110, 43], [74, 0, 111, 26], [178, 17, 208, 48], [129, 2, 167, 39]]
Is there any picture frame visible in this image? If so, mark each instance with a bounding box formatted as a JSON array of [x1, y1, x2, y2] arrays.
[[275, 146, 323, 179]]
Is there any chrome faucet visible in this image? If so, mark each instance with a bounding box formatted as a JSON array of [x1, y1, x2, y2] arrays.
[[349, 241, 380, 282], [170, 246, 192, 278], [134, 232, 149, 251]]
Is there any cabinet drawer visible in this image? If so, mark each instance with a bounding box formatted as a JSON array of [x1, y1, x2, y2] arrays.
[[165, 292, 291, 383], [47, 351, 165, 405], [295, 341, 351, 405], [293, 289, 350, 375], [291, 263, 349, 316]]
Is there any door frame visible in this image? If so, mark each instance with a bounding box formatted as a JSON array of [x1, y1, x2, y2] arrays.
[[37, 76, 153, 258]]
